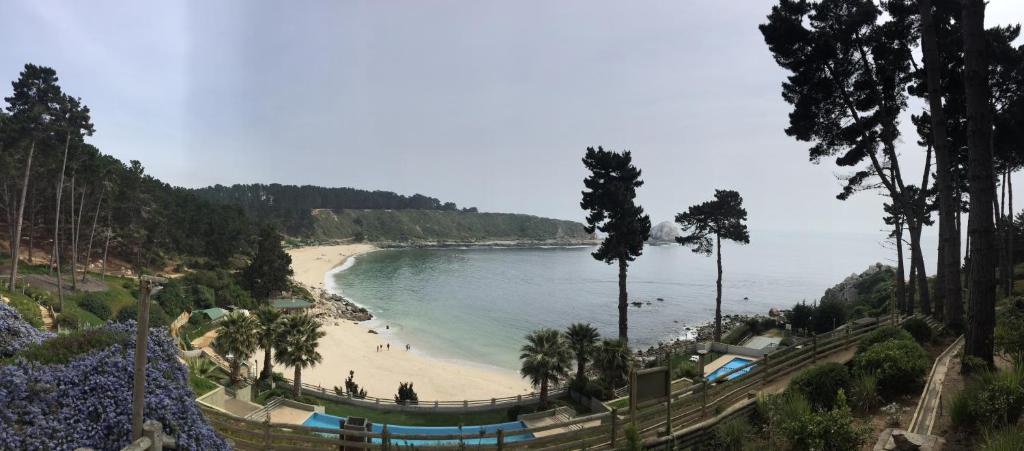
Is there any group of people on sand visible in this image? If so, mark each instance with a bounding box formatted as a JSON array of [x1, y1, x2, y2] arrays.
[[375, 343, 412, 352]]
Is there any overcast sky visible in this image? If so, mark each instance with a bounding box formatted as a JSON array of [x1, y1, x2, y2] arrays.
[[3, 1, 1023, 235]]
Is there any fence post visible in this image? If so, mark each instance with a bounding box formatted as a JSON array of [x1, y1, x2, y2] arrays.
[[610, 407, 618, 448], [496, 428, 504, 450], [491, 397, 496, 407], [464, 400, 468, 408], [701, 382, 708, 419], [811, 333, 818, 363], [143, 420, 163, 451], [846, 323, 851, 346], [263, 414, 272, 449], [382, 424, 390, 451], [665, 350, 673, 437], [762, 353, 770, 388]]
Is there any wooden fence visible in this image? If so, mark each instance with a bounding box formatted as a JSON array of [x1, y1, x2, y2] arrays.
[[201, 314, 898, 450]]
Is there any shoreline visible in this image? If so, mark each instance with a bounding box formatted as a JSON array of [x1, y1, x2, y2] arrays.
[[280, 243, 532, 400]]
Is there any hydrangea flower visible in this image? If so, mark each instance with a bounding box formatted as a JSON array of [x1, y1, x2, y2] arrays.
[[0, 313, 229, 450]]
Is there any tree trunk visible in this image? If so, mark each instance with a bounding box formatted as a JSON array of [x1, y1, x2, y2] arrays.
[[961, 0, 997, 370], [895, 222, 906, 314], [909, 224, 931, 315], [102, 221, 111, 280], [83, 185, 105, 281], [26, 189, 35, 264], [1008, 171, 1014, 297], [9, 140, 35, 291], [69, 175, 77, 292], [261, 346, 273, 381], [907, 256, 917, 315], [539, 377, 549, 411], [53, 134, 71, 308], [293, 366, 302, 398], [715, 234, 723, 342], [617, 258, 628, 343], [72, 185, 85, 289]]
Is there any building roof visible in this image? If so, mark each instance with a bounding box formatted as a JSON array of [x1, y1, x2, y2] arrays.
[[196, 307, 229, 321], [271, 298, 314, 310]]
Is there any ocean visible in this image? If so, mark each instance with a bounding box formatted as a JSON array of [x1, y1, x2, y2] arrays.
[[329, 229, 935, 370]]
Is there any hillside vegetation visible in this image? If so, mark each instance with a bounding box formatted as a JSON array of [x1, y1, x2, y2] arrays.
[[312, 209, 594, 243]]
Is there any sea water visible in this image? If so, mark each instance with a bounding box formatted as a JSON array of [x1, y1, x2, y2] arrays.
[[331, 229, 934, 370]]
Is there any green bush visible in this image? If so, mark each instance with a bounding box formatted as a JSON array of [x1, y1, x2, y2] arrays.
[[788, 362, 852, 410], [994, 308, 1024, 358], [116, 301, 170, 327], [77, 293, 112, 320], [848, 374, 882, 414], [55, 312, 81, 330], [394, 382, 419, 405], [901, 318, 933, 344], [856, 326, 914, 354], [979, 427, 1024, 451], [775, 390, 870, 451], [622, 423, 642, 451], [712, 417, 751, 451], [17, 329, 128, 364], [853, 339, 929, 398], [951, 367, 1024, 431]]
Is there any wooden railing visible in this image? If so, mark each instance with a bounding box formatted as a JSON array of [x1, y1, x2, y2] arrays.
[[200, 314, 898, 450]]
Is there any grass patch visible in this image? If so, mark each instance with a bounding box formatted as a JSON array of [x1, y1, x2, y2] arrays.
[[189, 374, 219, 397], [5, 291, 44, 329], [13, 329, 128, 364]]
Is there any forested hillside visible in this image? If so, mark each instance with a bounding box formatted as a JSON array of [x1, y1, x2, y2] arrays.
[[310, 209, 594, 243], [191, 183, 475, 236]]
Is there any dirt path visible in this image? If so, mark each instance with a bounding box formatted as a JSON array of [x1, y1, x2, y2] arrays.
[[38, 304, 54, 331]]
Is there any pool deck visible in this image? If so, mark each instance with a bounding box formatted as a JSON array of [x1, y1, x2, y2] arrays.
[[270, 405, 315, 425], [703, 354, 759, 378]]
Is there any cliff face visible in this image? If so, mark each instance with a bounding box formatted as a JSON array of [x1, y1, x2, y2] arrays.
[[648, 221, 680, 244], [820, 263, 896, 308], [311, 209, 596, 244]]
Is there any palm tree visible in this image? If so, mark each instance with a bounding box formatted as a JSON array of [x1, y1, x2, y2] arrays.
[[565, 323, 600, 387], [593, 338, 631, 395], [274, 313, 325, 398], [519, 328, 572, 410], [212, 312, 258, 385], [254, 306, 282, 381]]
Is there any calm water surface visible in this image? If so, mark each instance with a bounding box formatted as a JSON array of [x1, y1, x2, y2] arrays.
[[330, 230, 932, 370]]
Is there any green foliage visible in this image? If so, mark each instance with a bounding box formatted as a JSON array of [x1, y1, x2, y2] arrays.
[[580, 147, 651, 265], [857, 325, 915, 354], [853, 339, 929, 398], [994, 306, 1024, 358], [115, 301, 170, 328], [6, 291, 44, 329], [395, 382, 419, 405], [77, 293, 111, 320], [774, 390, 870, 451], [901, 317, 933, 344], [951, 366, 1024, 431], [273, 313, 325, 395], [565, 322, 600, 384], [721, 322, 751, 345], [241, 224, 293, 301], [788, 362, 852, 410], [214, 312, 259, 384], [519, 328, 572, 408], [979, 427, 1024, 451], [593, 338, 630, 397], [788, 302, 815, 333], [311, 208, 592, 243], [55, 311, 81, 330], [16, 329, 127, 364], [848, 374, 882, 414], [812, 298, 847, 333], [341, 370, 367, 398], [189, 373, 219, 398], [620, 422, 642, 451], [712, 417, 752, 451]]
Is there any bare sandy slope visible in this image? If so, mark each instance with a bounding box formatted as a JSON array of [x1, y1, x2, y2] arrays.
[[277, 244, 531, 401]]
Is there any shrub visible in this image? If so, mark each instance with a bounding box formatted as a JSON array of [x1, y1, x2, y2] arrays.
[[856, 325, 914, 354], [951, 367, 1024, 431], [848, 374, 882, 414], [0, 303, 53, 357], [853, 339, 929, 398], [395, 382, 418, 405], [17, 329, 128, 365], [901, 318, 933, 344], [712, 417, 751, 451], [77, 293, 112, 320], [994, 309, 1024, 358], [0, 320, 228, 449], [775, 390, 870, 451], [812, 299, 847, 333], [788, 362, 852, 410], [55, 311, 82, 330], [979, 427, 1024, 451], [622, 423, 643, 451], [344, 370, 368, 398], [116, 301, 170, 327]]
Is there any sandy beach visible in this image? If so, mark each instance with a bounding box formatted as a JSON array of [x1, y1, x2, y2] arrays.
[[274, 244, 531, 400]]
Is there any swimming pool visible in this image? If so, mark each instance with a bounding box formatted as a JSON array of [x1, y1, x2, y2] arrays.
[[301, 412, 534, 445], [705, 357, 755, 382]]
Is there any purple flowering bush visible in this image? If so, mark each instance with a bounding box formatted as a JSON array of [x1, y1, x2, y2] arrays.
[[0, 302, 53, 357], [0, 313, 229, 450]]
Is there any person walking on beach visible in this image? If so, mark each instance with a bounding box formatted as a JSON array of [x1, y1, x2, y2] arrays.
[[387, 343, 390, 351]]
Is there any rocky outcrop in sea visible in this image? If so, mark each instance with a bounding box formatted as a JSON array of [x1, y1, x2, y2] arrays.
[[820, 263, 894, 305]]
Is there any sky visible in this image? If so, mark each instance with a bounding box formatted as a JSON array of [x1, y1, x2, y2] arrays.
[[2, 0, 1023, 236]]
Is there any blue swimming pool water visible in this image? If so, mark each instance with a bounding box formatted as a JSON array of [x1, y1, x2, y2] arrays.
[[706, 357, 755, 382], [302, 412, 534, 445]]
